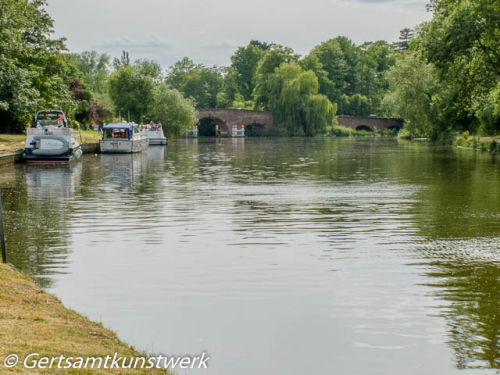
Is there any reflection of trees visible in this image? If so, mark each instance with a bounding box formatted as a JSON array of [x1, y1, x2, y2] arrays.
[[2, 164, 80, 287], [409, 148, 500, 239], [407, 148, 500, 370], [419, 251, 500, 369], [0, 148, 169, 288]]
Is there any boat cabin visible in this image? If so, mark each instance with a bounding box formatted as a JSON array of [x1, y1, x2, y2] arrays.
[[102, 123, 140, 140]]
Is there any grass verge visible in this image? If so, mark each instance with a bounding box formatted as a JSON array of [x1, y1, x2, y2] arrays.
[[0, 263, 166, 374]]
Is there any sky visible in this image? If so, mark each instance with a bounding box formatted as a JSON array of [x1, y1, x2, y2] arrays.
[[46, 0, 432, 69]]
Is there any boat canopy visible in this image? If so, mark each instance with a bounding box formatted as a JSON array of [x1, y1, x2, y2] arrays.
[[103, 123, 134, 130], [33, 110, 69, 128]]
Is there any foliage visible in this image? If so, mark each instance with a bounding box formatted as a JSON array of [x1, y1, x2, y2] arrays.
[[147, 83, 198, 137], [384, 0, 500, 137], [230, 44, 264, 100], [254, 63, 337, 136], [330, 125, 376, 137], [339, 94, 371, 116], [383, 52, 440, 137], [355, 41, 397, 112], [166, 58, 223, 108], [67, 51, 111, 94], [134, 59, 163, 83], [396, 28, 415, 51], [303, 38, 397, 116], [108, 66, 154, 123], [113, 50, 131, 70], [0, 0, 75, 133], [253, 46, 300, 110]]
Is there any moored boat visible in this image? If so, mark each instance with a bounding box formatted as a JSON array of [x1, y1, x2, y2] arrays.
[[23, 110, 82, 163], [141, 122, 167, 146], [100, 123, 148, 153]]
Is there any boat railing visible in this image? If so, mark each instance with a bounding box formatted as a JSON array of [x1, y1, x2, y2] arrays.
[[27, 128, 74, 137]]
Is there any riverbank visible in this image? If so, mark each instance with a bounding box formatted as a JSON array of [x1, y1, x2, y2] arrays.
[[454, 132, 500, 153], [0, 263, 166, 374]]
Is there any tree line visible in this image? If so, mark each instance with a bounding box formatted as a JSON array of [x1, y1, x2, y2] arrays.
[[1, 0, 498, 137]]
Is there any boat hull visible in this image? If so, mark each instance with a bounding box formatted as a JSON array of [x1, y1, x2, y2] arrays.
[[147, 138, 168, 145], [100, 138, 148, 153], [24, 145, 82, 163]]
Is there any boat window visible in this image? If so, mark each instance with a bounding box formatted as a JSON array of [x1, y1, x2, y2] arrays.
[[104, 129, 129, 139]]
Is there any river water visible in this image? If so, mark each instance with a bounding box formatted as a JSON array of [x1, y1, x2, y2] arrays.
[[2, 138, 500, 374]]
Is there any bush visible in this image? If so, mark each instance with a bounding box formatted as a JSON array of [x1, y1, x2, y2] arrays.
[[397, 128, 413, 139], [330, 125, 354, 137], [381, 128, 398, 137]]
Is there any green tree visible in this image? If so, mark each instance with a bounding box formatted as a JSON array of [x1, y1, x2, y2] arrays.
[[308, 38, 351, 99], [249, 40, 275, 51], [0, 0, 74, 133], [300, 54, 337, 103], [113, 50, 131, 70], [134, 59, 163, 83], [166, 58, 223, 108], [68, 51, 110, 94], [382, 52, 440, 136], [253, 45, 299, 109], [419, 0, 500, 134], [255, 62, 336, 135], [148, 83, 198, 137], [396, 28, 415, 51], [230, 44, 264, 100], [108, 66, 154, 123], [355, 41, 397, 114]]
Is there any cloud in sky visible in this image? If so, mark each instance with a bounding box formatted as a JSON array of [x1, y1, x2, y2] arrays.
[[47, 0, 431, 68], [95, 34, 170, 50]]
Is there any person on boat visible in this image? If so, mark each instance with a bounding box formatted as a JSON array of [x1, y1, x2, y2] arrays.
[[157, 122, 162, 131]]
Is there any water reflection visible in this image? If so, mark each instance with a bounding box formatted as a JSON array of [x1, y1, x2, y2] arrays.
[[0, 138, 499, 374], [2, 163, 82, 287]]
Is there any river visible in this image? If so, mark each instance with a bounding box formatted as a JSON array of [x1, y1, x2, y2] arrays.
[[1, 137, 500, 374]]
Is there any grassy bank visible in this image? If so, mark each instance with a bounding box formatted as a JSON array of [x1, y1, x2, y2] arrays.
[[329, 125, 397, 137], [0, 263, 165, 374], [0, 135, 25, 154], [454, 131, 500, 153], [0, 131, 101, 154]]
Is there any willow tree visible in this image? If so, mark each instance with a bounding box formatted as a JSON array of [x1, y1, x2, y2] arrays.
[[255, 63, 337, 136], [253, 45, 299, 110]]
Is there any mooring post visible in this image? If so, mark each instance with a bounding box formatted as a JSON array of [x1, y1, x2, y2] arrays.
[[0, 190, 6, 264]]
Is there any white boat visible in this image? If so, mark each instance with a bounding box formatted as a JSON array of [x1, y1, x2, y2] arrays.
[[100, 123, 148, 153], [23, 110, 82, 163], [141, 123, 167, 145]]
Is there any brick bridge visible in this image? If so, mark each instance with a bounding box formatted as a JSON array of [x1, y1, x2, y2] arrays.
[[196, 109, 273, 136], [337, 116, 404, 132], [195, 109, 402, 136]]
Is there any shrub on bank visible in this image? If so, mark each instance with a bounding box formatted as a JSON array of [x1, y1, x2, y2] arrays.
[[454, 131, 500, 153]]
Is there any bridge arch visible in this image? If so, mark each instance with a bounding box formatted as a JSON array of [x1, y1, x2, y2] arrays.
[[337, 116, 404, 133], [355, 125, 374, 132], [197, 116, 230, 137], [195, 109, 274, 137], [386, 125, 401, 132], [244, 123, 267, 137]]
